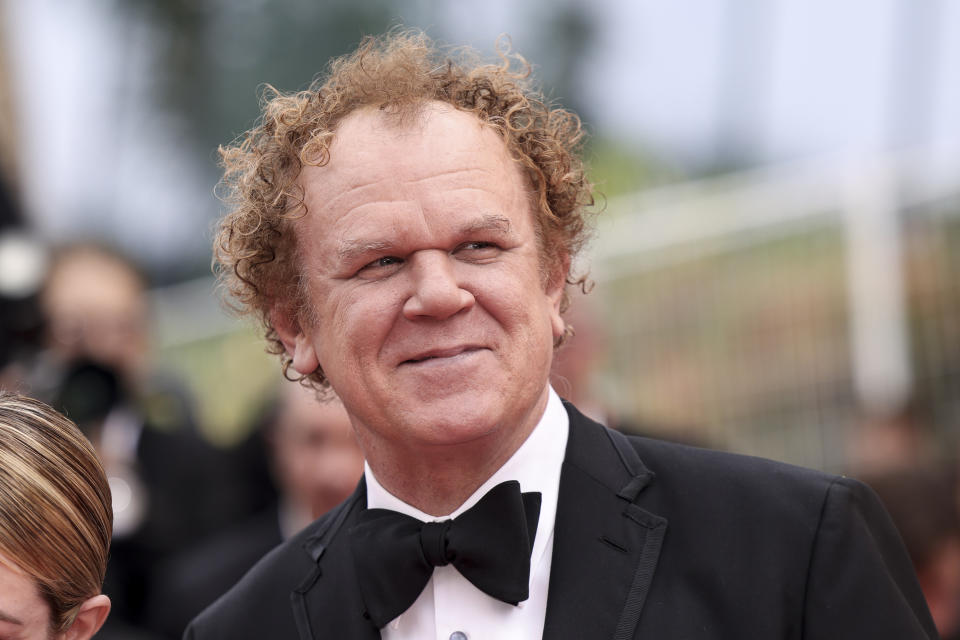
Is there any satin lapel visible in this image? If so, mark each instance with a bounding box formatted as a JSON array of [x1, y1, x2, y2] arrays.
[[289, 480, 381, 640], [542, 405, 667, 640]]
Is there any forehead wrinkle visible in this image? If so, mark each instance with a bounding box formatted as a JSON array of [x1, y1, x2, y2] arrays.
[[309, 175, 394, 217], [0, 608, 24, 625], [406, 166, 500, 186]]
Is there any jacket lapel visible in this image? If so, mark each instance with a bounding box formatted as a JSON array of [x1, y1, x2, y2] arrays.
[[290, 480, 381, 640], [542, 404, 667, 640]]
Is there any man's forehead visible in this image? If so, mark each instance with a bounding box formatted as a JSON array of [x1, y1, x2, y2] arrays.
[[318, 103, 502, 176], [295, 103, 529, 217]]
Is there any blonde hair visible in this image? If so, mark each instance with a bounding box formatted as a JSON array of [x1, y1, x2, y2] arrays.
[[0, 392, 112, 632], [216, 28, 594, 388]]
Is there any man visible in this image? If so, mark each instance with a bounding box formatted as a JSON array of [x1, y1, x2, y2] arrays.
[[187, 30, 936, 639]]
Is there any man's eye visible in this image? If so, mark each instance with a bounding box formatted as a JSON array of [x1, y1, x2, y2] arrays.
[[355, 255, 404, 278], [458, 241, 499, 253], [366, 256, 403, 269]]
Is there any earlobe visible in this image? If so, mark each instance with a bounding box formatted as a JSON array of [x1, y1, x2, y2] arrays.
[[550, 292, 566, 341], [546, 256, 570, 341], [270, 307, 321, 376], [62, 595, 110, 640], [290, 332, 321, 375]]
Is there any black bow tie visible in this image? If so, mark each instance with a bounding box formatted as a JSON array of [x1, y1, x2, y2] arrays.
[[350, 480, 542, 628]]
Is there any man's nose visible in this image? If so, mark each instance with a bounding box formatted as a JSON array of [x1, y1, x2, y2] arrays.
[[402, 251, 475, 320]]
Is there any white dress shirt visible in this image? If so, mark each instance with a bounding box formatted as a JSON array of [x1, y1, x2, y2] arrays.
[[364, 386, 569, 640]]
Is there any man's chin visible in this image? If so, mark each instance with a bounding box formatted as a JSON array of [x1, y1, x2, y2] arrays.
[[389, 371, 496, 407], [395, 392, 542, 449], [410, 411, 503, 446]]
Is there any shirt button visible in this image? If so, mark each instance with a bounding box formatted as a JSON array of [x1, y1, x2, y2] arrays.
[[449, 632, 468, 640]]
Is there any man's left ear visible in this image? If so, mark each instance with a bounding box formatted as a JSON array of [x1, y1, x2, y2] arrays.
[[546, 254, 570, 341], [62, 595, 110, 640]]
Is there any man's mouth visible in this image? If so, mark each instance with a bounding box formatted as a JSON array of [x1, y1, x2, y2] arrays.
[[401, 346, 483, 365]]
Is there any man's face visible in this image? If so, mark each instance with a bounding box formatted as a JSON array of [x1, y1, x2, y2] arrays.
[[278, 103, 566, 458]]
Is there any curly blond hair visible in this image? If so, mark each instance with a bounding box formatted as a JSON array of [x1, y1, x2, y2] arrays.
[[215, 29, 594, 388]]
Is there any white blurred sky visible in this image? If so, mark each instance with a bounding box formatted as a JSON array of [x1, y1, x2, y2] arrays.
[[2, 0, 959, 273]]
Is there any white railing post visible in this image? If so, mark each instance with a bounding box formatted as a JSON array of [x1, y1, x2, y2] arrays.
[[841, 155, 913, 417]]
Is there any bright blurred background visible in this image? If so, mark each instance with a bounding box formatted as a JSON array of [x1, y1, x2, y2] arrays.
[[1, 0, 957, 468], [2, 2, 959, 637]]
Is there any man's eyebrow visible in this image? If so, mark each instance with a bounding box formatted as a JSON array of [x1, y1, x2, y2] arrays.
[[457, 214, 512, 236], [337, 239, 396, 263], [0, 608, 23, 625]]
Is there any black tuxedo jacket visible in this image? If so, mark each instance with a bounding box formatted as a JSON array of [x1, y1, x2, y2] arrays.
[[185, 403, 936, 639]]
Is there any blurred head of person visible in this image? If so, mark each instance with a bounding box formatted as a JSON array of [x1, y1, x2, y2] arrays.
[[550, 296, 607, 419], [267, 384, 363, 534], [864, 465, 960, 639], [40, 243, 150, 383], [0, 392, 112, 639]]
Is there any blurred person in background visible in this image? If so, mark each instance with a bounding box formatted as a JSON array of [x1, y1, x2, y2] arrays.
[[186, 30, 935, 639], [0, 174, 46, 386], [0, 392, 112, 640], [0, 229, 47, 386], [549, 295, 609, 424], [550, 296, 705, 446], [847, 399, 938, 476], [267, 384, 365, 533], [864, 465, 960, 640], [147, 384, 363, 638], [39, 243, 152, 387], [22, 242, 237, 632]]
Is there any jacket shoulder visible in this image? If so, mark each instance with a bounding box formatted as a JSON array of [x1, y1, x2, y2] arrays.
[[566, 405, 841, 519], [628, 434, 837, 487], [615, 432, 936, 637], [625, 433, 841, 523]]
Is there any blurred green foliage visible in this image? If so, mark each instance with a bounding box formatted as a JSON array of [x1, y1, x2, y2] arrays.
[[121, 0, 394, 179], [156, 324, 279, 446], [587, 137, 680, 201]]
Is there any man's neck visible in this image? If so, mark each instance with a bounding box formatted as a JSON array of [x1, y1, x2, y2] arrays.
[[361, 390, 549, 516]]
